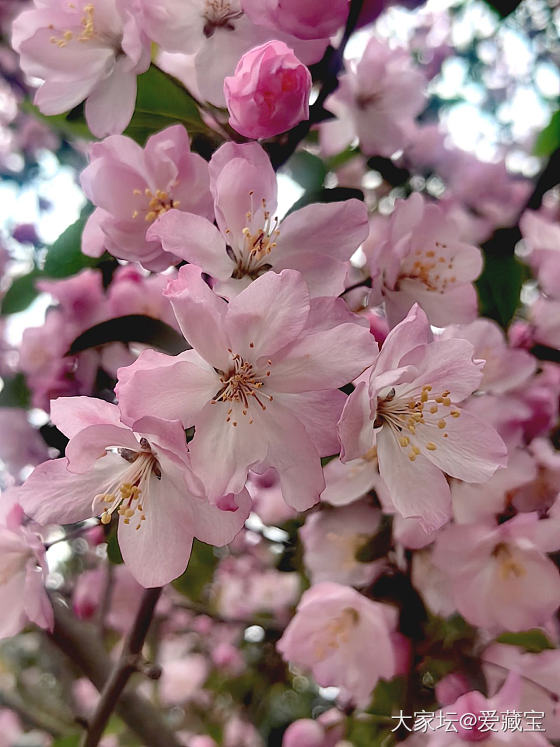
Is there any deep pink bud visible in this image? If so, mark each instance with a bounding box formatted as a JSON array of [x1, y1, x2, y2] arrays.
[[282, 719, 325, 747], [224, 41, 311, 139]]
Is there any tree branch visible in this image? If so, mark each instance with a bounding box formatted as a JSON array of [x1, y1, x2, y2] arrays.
[[81, 587, 162, 747], [47, 595, 182, 747]]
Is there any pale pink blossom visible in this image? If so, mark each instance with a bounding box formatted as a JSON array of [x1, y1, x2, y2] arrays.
[[432, 513, 560, 632], [442, 319, 535, 395], [530, 297, 560, 349], [148, 142, 369, 298], [139, 0, 326, 106], [365, 193, 483, 328], [17, 397, 251, 587], [224, 41, 311, 138], [277, 581, 398, 706], [320, 38, 426, 158], [80, 125, 213, 271], [12, 0, 150, 137], [242, 0, 349, 40], [282, 710, 344, 747], [246, 469, 297, 525], [116, 268, 376, 510], [320, 453, 392, 511], [338, 305, 507, 528], [411, 548, 455, 618], [0, 492, 53, 639], [520, 210, 560, 298], [159, 652, 209, 706], [301, 501, 384, 587]]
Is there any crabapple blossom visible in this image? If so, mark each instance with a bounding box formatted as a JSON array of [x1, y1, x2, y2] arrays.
[[241, 0, 349, 40], [365, 193, 483, 328], [148, 141, 369, 297], [80, 125, 213, 270], [520, 210, 560, 298], [432, 513, 560, 632], [320, 37, 426, 157], [224, 41, 311, 139], [12, 0, 150, 137], [139, 0, 326, 106], [0, 492, 53, 639], [277, 582, 398, 706], [282, 710, 345, 747], [300, 501, 385, 587], [338, 304, 507, 528], [16, 397, 251, 587], [116, 267, 377, 509], [320, 453, 392, 510]]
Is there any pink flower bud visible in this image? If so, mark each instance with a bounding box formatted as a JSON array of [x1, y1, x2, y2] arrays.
[[224, 41, 311, 139], [282, 719, 325, 747], [242, 0, 349, 40]]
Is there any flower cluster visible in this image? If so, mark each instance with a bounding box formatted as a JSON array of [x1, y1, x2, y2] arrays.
[[1, 0, 560, 744]]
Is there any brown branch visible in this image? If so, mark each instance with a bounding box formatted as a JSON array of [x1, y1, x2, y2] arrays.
[[47, 595, 182, 747], [81, 587, 162, 747]]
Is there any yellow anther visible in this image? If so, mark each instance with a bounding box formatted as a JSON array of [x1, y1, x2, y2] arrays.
[[426, 442, 437, 451], [430, 405, 438, 414], [442, 397, 451, 407], [101, 511, 111, 525], [438, 420, 446, 429], [451, 410, 460, 418], [399, 436, 410, 447]]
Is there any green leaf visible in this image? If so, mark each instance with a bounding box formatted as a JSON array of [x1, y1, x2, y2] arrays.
[[0, 269, 42, 314], [124, 65, 208, 145], [534, 111, 560, 158], [106, 530, 124, 565], [52, 735, 81, 747], [172, 540, 218, 601], [0, 373, 31, 408], [284, 150, 326, 192], [476, 253, 526, 329], [67, 315, 188, 356], [21, 100, 93, 141], [369, 677, 406, 717], [496, 629, 555, 653], [42, 208, 99, 278]]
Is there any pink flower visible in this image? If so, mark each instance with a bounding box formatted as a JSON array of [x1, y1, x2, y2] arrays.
[[16, 397, 251, 587], [224, 40, 311, 138], [242, 0, 349, 40], [12, 0, 150, 137], [320, 38, 426, 157], [432, 513, 560, 632], [365, 193, 483, 328], [116, 268, 376, 510], [80, 125, 213, 271], [277, 582, 398, 706], [441, 319, 536, 395], [321, 454, 392, 511], [530, 297, 560, 349], [520, 210, 560, 298], [138, 0, 326, 106], [301, 501, 384, 587], [282, 712, 344, 747], [338, 305, 507, 528], [148, 141, 369, 298], [0, 492, 53, 639]]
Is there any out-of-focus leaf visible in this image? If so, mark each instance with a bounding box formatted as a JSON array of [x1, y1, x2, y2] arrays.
[[0, 373, 31, 408], [476, 253, 526, 329], [124, 66, 209, 145], [355, 516, 393, 562], [483, 0, 522, 17], [22, 100, 93, 141], [287, 186, 364, 215], [534, 111, 560, 158], [369, 676, 406, 716], [67, 315, 187, 356], [172, 540, 218, 601], [284, 150, 326, 192], [107, 530, 124, 565], [0, 269, 42, 314], [52, 735, 81, 747], [42, 208, 99, 278], [496, 629, 555, 653]]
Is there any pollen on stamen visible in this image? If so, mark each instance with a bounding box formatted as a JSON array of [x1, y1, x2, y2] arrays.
[[438, 420, 446, 429], [426, 442, 437, 450]]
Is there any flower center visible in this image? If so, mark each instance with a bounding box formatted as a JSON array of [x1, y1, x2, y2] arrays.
[[314, 607, 360, 660], [132, 187, 179, 223], [212, 350, 272, 425], [49, 3, 96, 47], [492, 543, 526, 581], [326, 531, 372, 569], [399, 242, 457, 293], [203, 0, 243, 37], [376, 383, 461, 461], [227, 193, 280, 280], [93, 440, 161, 531]]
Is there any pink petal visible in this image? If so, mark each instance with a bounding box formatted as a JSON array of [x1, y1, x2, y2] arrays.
[[84, 57, 138, 137], [338, 380, 376, 462], [65, 423, 140, 473], [50, 396, 122, 439], [147, 211, 232, 280], [275, 389, 346, 456], [192, 488, 252, 546]]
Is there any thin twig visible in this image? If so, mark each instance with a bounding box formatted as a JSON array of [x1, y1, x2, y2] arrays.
[[47, 595, 181, 747], [81, 587, 162, 747]]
